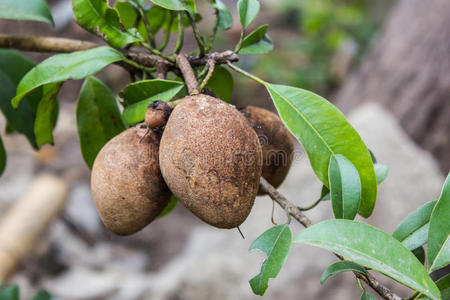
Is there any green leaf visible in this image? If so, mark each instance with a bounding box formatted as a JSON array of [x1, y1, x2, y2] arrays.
[[77, 77, 125, 169], [428, 173, 450, 270], [12, 47, 124, 108], [120, 79, 184, 125], [158, 195, 178, 218], [72, 0, 141, 48], [360, 291, 377, 300], [436, 273, 450, 299], [211, 0, 232, 30], [392, 201, 436, 250], [374, 163, 388, 184], [114, 1, 138, 29], [328, 154, 361, 220], [0, 135, 6, 176], [320, 185, 330, 201], [32, 290, 54, 300], [237, 0, 260, 29], [412, 246, 426, 265], [294, 220, 440, 300], [239, 24, 273, 55], [0, 0, 54, 25], [429, 235, 450, 272], [319, 261, 367, 284], [265, 84, 377, 217], [34, 83, 62, 147], [150, 0, 195, 13], [0, 285, 19, 300], [249, 224, 292, 296], [0, 50, 42, 148], [207, 65, 233, 102]]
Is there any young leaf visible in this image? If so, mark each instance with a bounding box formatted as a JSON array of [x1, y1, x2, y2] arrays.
[[211, 0, 232, 30], [374, 163, 388, 184], [428, 173, 450, 269], [328, 154, 361, 220], [158, 195, 178, 218], [436, 273, 450, 299], [72, 0, 141, 48], [0, 50, 43, 148], [150, 0, 195, 13], [0, 136, 6, 176], [265, 84, 377, 217], [34, 83, 62, 147], [429, 235, 450, 272], [239, 24, 273, 55], [294, 220, 440, 300], [249, 224, 292, 296], [412, 246, 426, 265], [120, 80, 183, 125], [237, 0, 260, 29], [319, 261, 367, 284], [392, 201, 436, 250], [207, 65, 233, 102], [77, 77, 125, 169], [0, 0, 54, 25], [12, 46, 124, 108], [360, 291, 377, 300], [0, 285, 19, 300]]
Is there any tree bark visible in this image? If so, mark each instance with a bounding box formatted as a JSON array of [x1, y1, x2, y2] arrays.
[[335, 0, 450, 173]]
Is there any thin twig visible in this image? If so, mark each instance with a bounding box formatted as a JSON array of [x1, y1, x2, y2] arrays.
[[199, 59, 215, 91], [173, 12, 184, 54], [187, 11, 205, 56], [176, 53, 200, 95], [158, 12, 175, 51], [205, 8, 220, 52], [259, 177, 402, 300], [137, 5, 156, 48], [299, 197, 322, 211]]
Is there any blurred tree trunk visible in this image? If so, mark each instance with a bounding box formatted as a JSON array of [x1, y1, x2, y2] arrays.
[[335, 0, 450, 173]]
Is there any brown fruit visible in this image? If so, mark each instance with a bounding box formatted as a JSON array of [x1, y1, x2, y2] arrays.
[[159, 94, 262, 228], [240, 106, 294, 194], [91, 126, 171, 235]]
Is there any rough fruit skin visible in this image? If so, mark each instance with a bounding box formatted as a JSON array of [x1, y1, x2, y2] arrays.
[[241, 106, 294, 194], [159, 94, 262, 229], [91, 126, 171, 235]]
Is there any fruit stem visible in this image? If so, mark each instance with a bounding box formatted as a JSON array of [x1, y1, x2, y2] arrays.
[[199, 59, 215, 91], [176, 53, 200, 95], [226, 61, 266, 86], [173, 12, 184, 54]]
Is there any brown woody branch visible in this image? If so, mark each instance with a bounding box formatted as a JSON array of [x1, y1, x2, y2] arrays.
[[0, 34, 238, 73], [259, 177, 402, 300]]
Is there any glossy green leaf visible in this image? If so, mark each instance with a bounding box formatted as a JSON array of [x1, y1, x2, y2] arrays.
[[12, 47, 124, 108], [428, 173, 450, 269], [360, 291, 377, 300], [237, 0, 260, 28], [328, 154, 361, 220], [412, 246, 426, 265], [77, 77, 125, 169], [72, 0, 141, 48], [114, 1, 138, 29], [0, 0, 54, 25], [436, 273, 450, 299], [294, 220, 440, 300], [374, 163, 388, 184], [34, 83, 62, 147], [0, 50, 42, 148], [239, 24, 273, 55], [158, 195, 178, 218], [150, 0, 195, 13], [120, 79, 184, 125], [249, 224, 292, 296], [211, 0, 232, 30], [392, 201, 436, 251], [0, 285, 19, 300], [0, 136, 6, 176], [320, 185, 330, 201], [319, 261, 367, 284], [429, 235, 450, 272], [207, 65, 233, 102], [265, 84, 377, 217]]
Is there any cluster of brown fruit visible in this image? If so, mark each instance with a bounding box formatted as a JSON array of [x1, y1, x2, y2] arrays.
[[91, 94, 294, 235]]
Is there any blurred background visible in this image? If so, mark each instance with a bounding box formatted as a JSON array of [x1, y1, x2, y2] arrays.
[[0, 0, 448, 299]]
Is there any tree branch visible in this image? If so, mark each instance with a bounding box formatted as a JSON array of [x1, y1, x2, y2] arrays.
[[259, 177, 402, 300], [176, 53, 200, 95]]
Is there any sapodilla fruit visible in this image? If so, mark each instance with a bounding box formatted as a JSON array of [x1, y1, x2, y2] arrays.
[[159, 94, 263, 228], [91, 126, 171, 235], [240, 106, 294, 194]]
